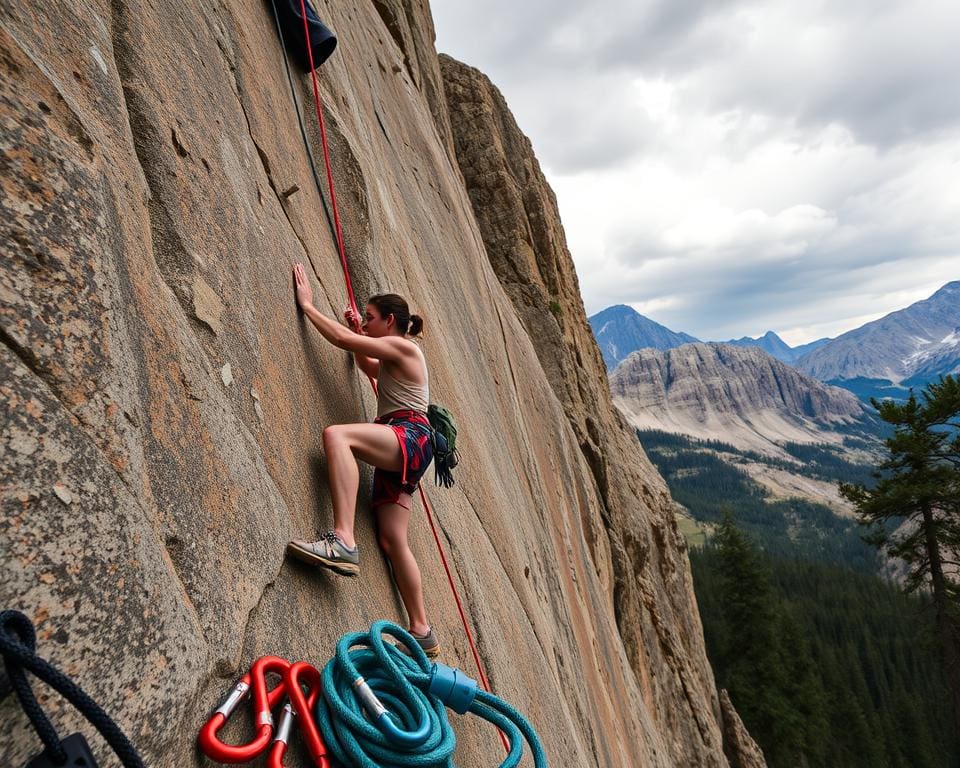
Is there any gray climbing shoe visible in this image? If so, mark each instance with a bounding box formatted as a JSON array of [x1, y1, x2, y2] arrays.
[[398, 627, 441, 659], [286, 531, 359, 576]]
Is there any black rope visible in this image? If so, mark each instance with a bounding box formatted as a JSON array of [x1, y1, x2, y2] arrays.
[[0, 610, 146, 767]]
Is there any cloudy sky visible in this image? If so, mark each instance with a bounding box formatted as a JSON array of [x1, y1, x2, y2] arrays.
[[430, 0, 960, 344]]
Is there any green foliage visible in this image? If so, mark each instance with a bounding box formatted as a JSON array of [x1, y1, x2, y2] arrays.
[[780, 441, 876, 486], [696, 515, 828, 766], [839, 375, 960, 732], [636, 428, 879, 485], [692, 525, 959, 768], [636, 429, 877, 568], [840, 376, 960, 594], [548, 299, 562, 318]]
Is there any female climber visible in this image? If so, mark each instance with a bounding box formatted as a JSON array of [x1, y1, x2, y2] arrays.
[[286, 262, 439, 657]]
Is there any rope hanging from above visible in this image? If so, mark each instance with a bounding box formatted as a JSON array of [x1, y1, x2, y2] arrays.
[[269, 0, 508, 754]]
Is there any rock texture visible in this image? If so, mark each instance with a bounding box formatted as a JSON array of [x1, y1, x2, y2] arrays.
[[610, 344, 866, 454], [441, 55, 749, 767], [1, 2, 754, 766], [718, 690, 767, 768], [589, 304, 701, 370]]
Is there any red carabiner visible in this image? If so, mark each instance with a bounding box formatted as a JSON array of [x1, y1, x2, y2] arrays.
[[198, 656, 291, 763], [268, 661, 329, 768]]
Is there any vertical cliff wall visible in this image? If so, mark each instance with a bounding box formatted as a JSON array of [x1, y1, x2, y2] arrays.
[[1, 1, 756, 765]]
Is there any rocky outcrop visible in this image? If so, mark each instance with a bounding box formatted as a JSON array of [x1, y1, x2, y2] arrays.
[[610, 343, 866, 453], [718, 690, 766, 768], [441, 57, 741, 767], [1, 2, 749, 766]]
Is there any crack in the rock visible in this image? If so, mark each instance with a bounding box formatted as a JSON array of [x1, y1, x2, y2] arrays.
[[217, 24, 311, 254], [212, 15, 345, 317], [107, 0, 210, 631], [0, 324, 50, 397]]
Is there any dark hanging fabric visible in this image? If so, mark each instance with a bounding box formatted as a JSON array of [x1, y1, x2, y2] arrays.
[[270, 0, 338, 71]]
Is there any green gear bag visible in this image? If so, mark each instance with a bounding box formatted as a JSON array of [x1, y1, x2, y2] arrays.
[[427, 404, 459, 487]]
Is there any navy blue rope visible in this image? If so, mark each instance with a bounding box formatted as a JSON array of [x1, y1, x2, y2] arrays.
[[0, 610, 145, 767]]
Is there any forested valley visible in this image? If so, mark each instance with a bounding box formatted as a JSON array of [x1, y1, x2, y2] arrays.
[[639, 419, 959, 767]]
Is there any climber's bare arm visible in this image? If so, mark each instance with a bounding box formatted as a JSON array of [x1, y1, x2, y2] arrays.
[[293, 263, 411, 365], [341, 307, 381, 379]]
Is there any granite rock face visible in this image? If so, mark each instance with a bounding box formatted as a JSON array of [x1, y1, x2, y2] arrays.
[[441, 58, 758, 767], [2, 2, 756, 766], [610, 343, 866, 453], [718, 690, 767, 768]]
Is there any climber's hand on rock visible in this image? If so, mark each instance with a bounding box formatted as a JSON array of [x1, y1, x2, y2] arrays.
[[293, 263, 313, 309]]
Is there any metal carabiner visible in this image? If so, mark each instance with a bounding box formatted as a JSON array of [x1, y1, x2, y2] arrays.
[[197, 655, 291, 763], [268, 700, 296, 768], [267, 661, 329, 768]]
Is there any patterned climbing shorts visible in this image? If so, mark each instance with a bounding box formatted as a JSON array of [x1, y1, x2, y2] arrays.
[[372, 409, 434, 510]]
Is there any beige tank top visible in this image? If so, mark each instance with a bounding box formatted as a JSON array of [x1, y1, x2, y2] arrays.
[[376, 354, 429, 418]]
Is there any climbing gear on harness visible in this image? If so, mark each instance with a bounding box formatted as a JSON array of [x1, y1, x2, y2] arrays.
[[427, 403, 460, 487], [0, 609, 145, 768], [197, 655, 292, 762], [313, 621, 547, 767], [271, 0, 337, 72], [273, 1, 509, 752], [286, 531, 360, 576]]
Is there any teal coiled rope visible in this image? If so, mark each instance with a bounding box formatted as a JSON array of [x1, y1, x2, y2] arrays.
[[314, 620, 548, 767]]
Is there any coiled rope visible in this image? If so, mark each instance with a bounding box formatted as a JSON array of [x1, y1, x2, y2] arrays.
[[313, 621, 546, 768]]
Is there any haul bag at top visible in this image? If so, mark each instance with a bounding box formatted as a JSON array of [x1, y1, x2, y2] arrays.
[[273, 0, 337, 71]]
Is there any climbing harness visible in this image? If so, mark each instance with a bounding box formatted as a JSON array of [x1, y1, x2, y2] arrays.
[[0, 609, 146, 768], [314, 621, 547, 767], [269, 5, 508, 752]]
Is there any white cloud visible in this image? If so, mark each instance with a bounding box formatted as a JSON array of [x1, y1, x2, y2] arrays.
[[431, 0, 960, 343]]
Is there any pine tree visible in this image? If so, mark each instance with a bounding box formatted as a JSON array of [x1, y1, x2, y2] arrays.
[[710, 513, 820, 767], [840, 374, 960, 735]]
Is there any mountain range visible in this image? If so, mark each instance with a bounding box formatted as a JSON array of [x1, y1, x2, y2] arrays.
[[589, 281, 960, 399], [590, 304, 699, 369], [609, 343, 867, 455], [724, 331, 831, 363], [794, 281, 960, 397]]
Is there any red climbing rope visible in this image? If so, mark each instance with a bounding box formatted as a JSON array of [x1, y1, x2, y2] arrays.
[[294, 2, 508, 754], [297, 1, 357, 319]]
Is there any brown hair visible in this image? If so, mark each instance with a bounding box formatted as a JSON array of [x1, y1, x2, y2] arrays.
[[367, 293, 423, 336]]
